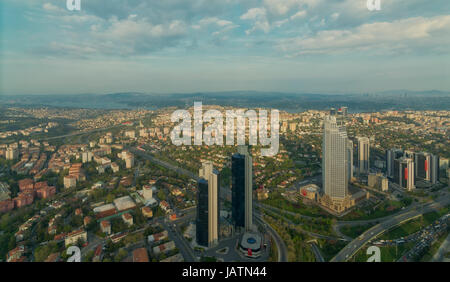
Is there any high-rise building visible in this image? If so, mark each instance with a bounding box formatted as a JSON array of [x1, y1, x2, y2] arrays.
[[196, 179, 209, 247], [357, 137, 370, 174], [322, 116, 348, 199], [415, 152, 440, 184], [386, 149, 403, 178], [232, 146, 253, 232], [431, 155, 440, 184], [196, 161, 219, 247], [347, 140, 353, 182], [394, 157, 415, 191], [341, 107, 348, 117], [415, 152, 431, 181]]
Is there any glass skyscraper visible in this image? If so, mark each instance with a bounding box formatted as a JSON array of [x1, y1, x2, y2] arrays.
[[231, 146, 253, 231]]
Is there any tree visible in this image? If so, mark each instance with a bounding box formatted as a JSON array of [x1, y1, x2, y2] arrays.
[[106, 193, 114, 203], [114, 248, 128, 262]]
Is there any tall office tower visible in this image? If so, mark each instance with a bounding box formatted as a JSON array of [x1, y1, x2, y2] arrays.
[[394, 157, 415, 191], [197, 161, 219, 247], [232, 146, 253, 231], [386, 149, 403, 178], [431, 154, 440, 184], [196, 179, 209, 247], [341, 107, 348, 117], [357, 137, 370, 174], [330, 108, 336, 116], [322, 116, 348, 199], [347, 140, 354, 182], [415, 152, 431, 181]]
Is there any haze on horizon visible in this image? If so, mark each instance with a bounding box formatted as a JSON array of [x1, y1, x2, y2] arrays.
[[0, 0, 449, 95]]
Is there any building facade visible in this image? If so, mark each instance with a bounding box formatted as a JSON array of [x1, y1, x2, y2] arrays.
[[232, 146, 253, 232], [196, 161, 219, 247], [357, 137, 370, 174]]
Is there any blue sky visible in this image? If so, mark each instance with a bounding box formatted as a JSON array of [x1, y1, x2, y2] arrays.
[[0, 0, 449, 95]]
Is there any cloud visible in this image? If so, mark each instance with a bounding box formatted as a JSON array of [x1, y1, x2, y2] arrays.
[[240, 7, 270, 34], [277, 15, 450, 56], [42, 2, 62, 12], [290, 10, 306, 20], [198, 17, 233, 27]]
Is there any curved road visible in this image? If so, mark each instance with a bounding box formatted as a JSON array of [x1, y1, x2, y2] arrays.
[[254, 213, 288, 262], [331, 196, 450, 262]]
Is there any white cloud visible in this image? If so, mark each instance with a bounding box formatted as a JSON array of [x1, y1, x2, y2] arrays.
[[290, 10, 306, 20], [240, 7, 267, 20], [42, 3, 62, 12], [277, 15, 450, 56], [241, 7, 271, 34], [262, 0, 319, 16], [198, 17, 233, 27]]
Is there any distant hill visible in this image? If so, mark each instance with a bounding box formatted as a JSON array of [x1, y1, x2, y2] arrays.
[[1, 90, 449, 112]]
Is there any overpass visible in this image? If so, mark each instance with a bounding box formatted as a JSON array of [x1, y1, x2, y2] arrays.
[[331, 196, 450, 262]]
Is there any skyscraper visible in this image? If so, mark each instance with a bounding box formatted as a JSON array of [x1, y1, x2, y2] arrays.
[[196, 161, 219, 247], [415, 152, 440, 184], [232, 146, 253, 232], [386, 149, 403, 178], [322, 116, 348, 199], [196, 179, 209, 247], [394, 157, 415, 191], [431, 155, 440, 184], [357, 137, 370, 174], [347, 139, 354, 182]]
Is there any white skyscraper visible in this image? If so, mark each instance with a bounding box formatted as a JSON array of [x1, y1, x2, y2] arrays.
[[199, 161, 219, 246], [322, 116, 348, 199], [347, 140, 354, 182]]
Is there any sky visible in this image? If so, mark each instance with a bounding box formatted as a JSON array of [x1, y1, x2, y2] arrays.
[[0, 0, 449, 95]]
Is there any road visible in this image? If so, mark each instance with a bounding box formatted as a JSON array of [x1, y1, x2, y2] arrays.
[[432, 233, 450, 262], [254, 213, 288, 262], [128, 147, 200, 181], [38, 124, 123, 141], [257, 204, 349, 241], [331, 195, 450, 262], [310, 242, 325, 262], [159, 218, 197, 262]]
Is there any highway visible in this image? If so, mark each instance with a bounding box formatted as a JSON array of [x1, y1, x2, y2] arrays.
[[331, 195, 450, 262], [128, 147, 200, 181], [37, 124, 123, 141], [257, 204, 349, 241], [310, 242, 325, 262], [254, 213, 288, 262]]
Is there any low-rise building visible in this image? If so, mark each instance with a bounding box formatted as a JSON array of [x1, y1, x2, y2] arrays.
[[100, 220, 111, 235], [64, 229, 87, 247], [122, 213, 133, 226], [64, 175, 77, 189], [132, 248, 149, 262]]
